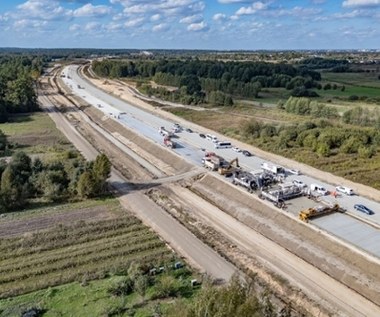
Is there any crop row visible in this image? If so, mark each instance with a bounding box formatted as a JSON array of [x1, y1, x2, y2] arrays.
[[0, 230, 157, 274], [0, 238, 164, 284], [0, 223, 149, 262], [1, 248, 173, 299]]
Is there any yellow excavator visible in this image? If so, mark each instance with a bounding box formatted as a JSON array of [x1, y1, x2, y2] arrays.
[[218, 158, 240, 176]]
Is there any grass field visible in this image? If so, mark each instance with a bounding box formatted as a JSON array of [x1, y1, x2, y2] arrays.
[[322, 72, 380, 88], [0, 267, 195, 317], [0, 205, 174, 299], [0, 112, 74, 156]]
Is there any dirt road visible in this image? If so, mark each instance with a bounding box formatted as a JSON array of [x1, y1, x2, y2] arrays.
[[167, 184, 380, 317], [38, 88, 237, 283]]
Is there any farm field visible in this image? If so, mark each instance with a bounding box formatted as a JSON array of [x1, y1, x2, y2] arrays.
[[0, 266, 196, 317], [0, 200, 175, 300], [322, 72, 380, 88], [0, 112, 74, 156]]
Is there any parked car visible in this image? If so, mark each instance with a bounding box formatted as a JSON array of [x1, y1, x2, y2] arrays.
[[199, 133, 206, 138], [335, 186, 354, 196], [242, 150, 252, 157], [185, 128, 193, 133], [232, 147, 241, 152], [293, 179, 307, 188], [354, 204, 374, 215]]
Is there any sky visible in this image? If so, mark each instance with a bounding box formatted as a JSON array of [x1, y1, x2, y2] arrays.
[[0, 0, 379, 50]]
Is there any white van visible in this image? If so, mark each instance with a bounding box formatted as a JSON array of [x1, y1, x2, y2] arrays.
[[335, 186, 354, 196], [215, 141, 232, 149], [310, 184, 328, 195]]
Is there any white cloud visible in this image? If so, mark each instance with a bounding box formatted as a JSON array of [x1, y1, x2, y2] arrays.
[[150, 14, 161, 21], [218, 0, 250, 3], [236, 2, 267, 15], [124, 17, 144, 27], [187, 20, 208, 31], [84, 21, 101, 31], [69, 23, 80, 31], [152, 23, 169, 32], [213, 13, 226, 21], [180, 14, 203, 24], [73, 3, 111, 18], [17, 0, 70, 20], [13, 18, 48, 30], [343, 0, 380, 7]]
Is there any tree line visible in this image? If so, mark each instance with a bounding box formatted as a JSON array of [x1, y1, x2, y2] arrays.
[[92, 59, 321, 105], [0, 152, 111, 213], [0, 56, 42, 122], [243, 118, 379, 158]]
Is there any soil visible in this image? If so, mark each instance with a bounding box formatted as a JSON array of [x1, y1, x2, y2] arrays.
[[0, 206, 116, 238]]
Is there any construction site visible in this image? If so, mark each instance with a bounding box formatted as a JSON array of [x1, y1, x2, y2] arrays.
[[34, 62, 380, 317]]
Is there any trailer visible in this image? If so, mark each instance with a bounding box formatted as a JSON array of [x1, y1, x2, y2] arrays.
[[261, 184, 304, 203], [203, 154, 224, 171], [261, 162, 286, 176]]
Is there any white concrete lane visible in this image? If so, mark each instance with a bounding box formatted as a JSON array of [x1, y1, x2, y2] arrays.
[[61, 65, 380, 258]]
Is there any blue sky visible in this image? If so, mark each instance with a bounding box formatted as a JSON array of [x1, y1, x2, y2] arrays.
[[0, 0, 379, 49]]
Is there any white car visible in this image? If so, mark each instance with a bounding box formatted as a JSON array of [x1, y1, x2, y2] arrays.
[[293, 179, 307, 188], [287, 168, 301, 175], [336, 186, 354, 195], [232, 147, 242, 152]]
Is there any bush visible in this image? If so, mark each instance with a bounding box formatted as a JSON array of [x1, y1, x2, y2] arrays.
[[108, 277, 134, 297], [348, 95, 359, 101]]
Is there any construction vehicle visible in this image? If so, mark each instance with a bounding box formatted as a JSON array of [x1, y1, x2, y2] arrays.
[[218, 158, 240, 176], [261, 183, 304, 204], [299, 204, 341, 222], [164, 135, 176, 148], [203, 154, 224, 171], [232, 171, 258, 192]]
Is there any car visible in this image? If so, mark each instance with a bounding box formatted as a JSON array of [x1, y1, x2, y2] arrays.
[[293, 179, 307, 188], [242, 150, 252, 157], [185, 128, 193, 133], [199, 133, 206, 138], [287, 169, 300, 175], [232, 147, 242, 152], [335, 186, 354, 196], [354, 204, 374, 215]]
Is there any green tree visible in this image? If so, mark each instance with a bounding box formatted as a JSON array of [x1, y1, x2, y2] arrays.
[[77, 171, 95, 199], [92, 154, 111, 194]]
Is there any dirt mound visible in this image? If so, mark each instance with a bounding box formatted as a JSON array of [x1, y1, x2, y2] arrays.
[[192, 173, 380, 306]]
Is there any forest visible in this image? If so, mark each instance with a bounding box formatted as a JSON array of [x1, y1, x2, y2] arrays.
[[92, 59, 322, 105], [0, 55, 42, 122]]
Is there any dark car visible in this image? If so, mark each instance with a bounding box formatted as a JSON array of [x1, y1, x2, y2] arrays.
[[199, 133, 206, 138], [242, 150, 252, 157], [354, 204, 374, 215], [185, 128, 193, 133]]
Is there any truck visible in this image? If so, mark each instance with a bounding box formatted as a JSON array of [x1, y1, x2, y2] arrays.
[[203, 154, 224, 171], [218, 158, 240, 176], [310, 183, 328, 196], [159, 127, 173, 137], [232, 171, 258, 192], [163, 135, 176, 148], [261, 162, 286, 176], [299, 204, 341, 222]]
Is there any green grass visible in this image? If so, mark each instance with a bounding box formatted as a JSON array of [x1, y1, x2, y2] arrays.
[[0, 112, 74, 155], [0, 197, 121, 222], [322, 72, 380, 88], [0, 268, 198, 317], [315, 85, 380, 98]]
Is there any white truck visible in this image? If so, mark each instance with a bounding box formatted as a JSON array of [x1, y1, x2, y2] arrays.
[[261, 162, 286, 175], [159, 127, 173, 137], [310, 184, 328, 195]]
